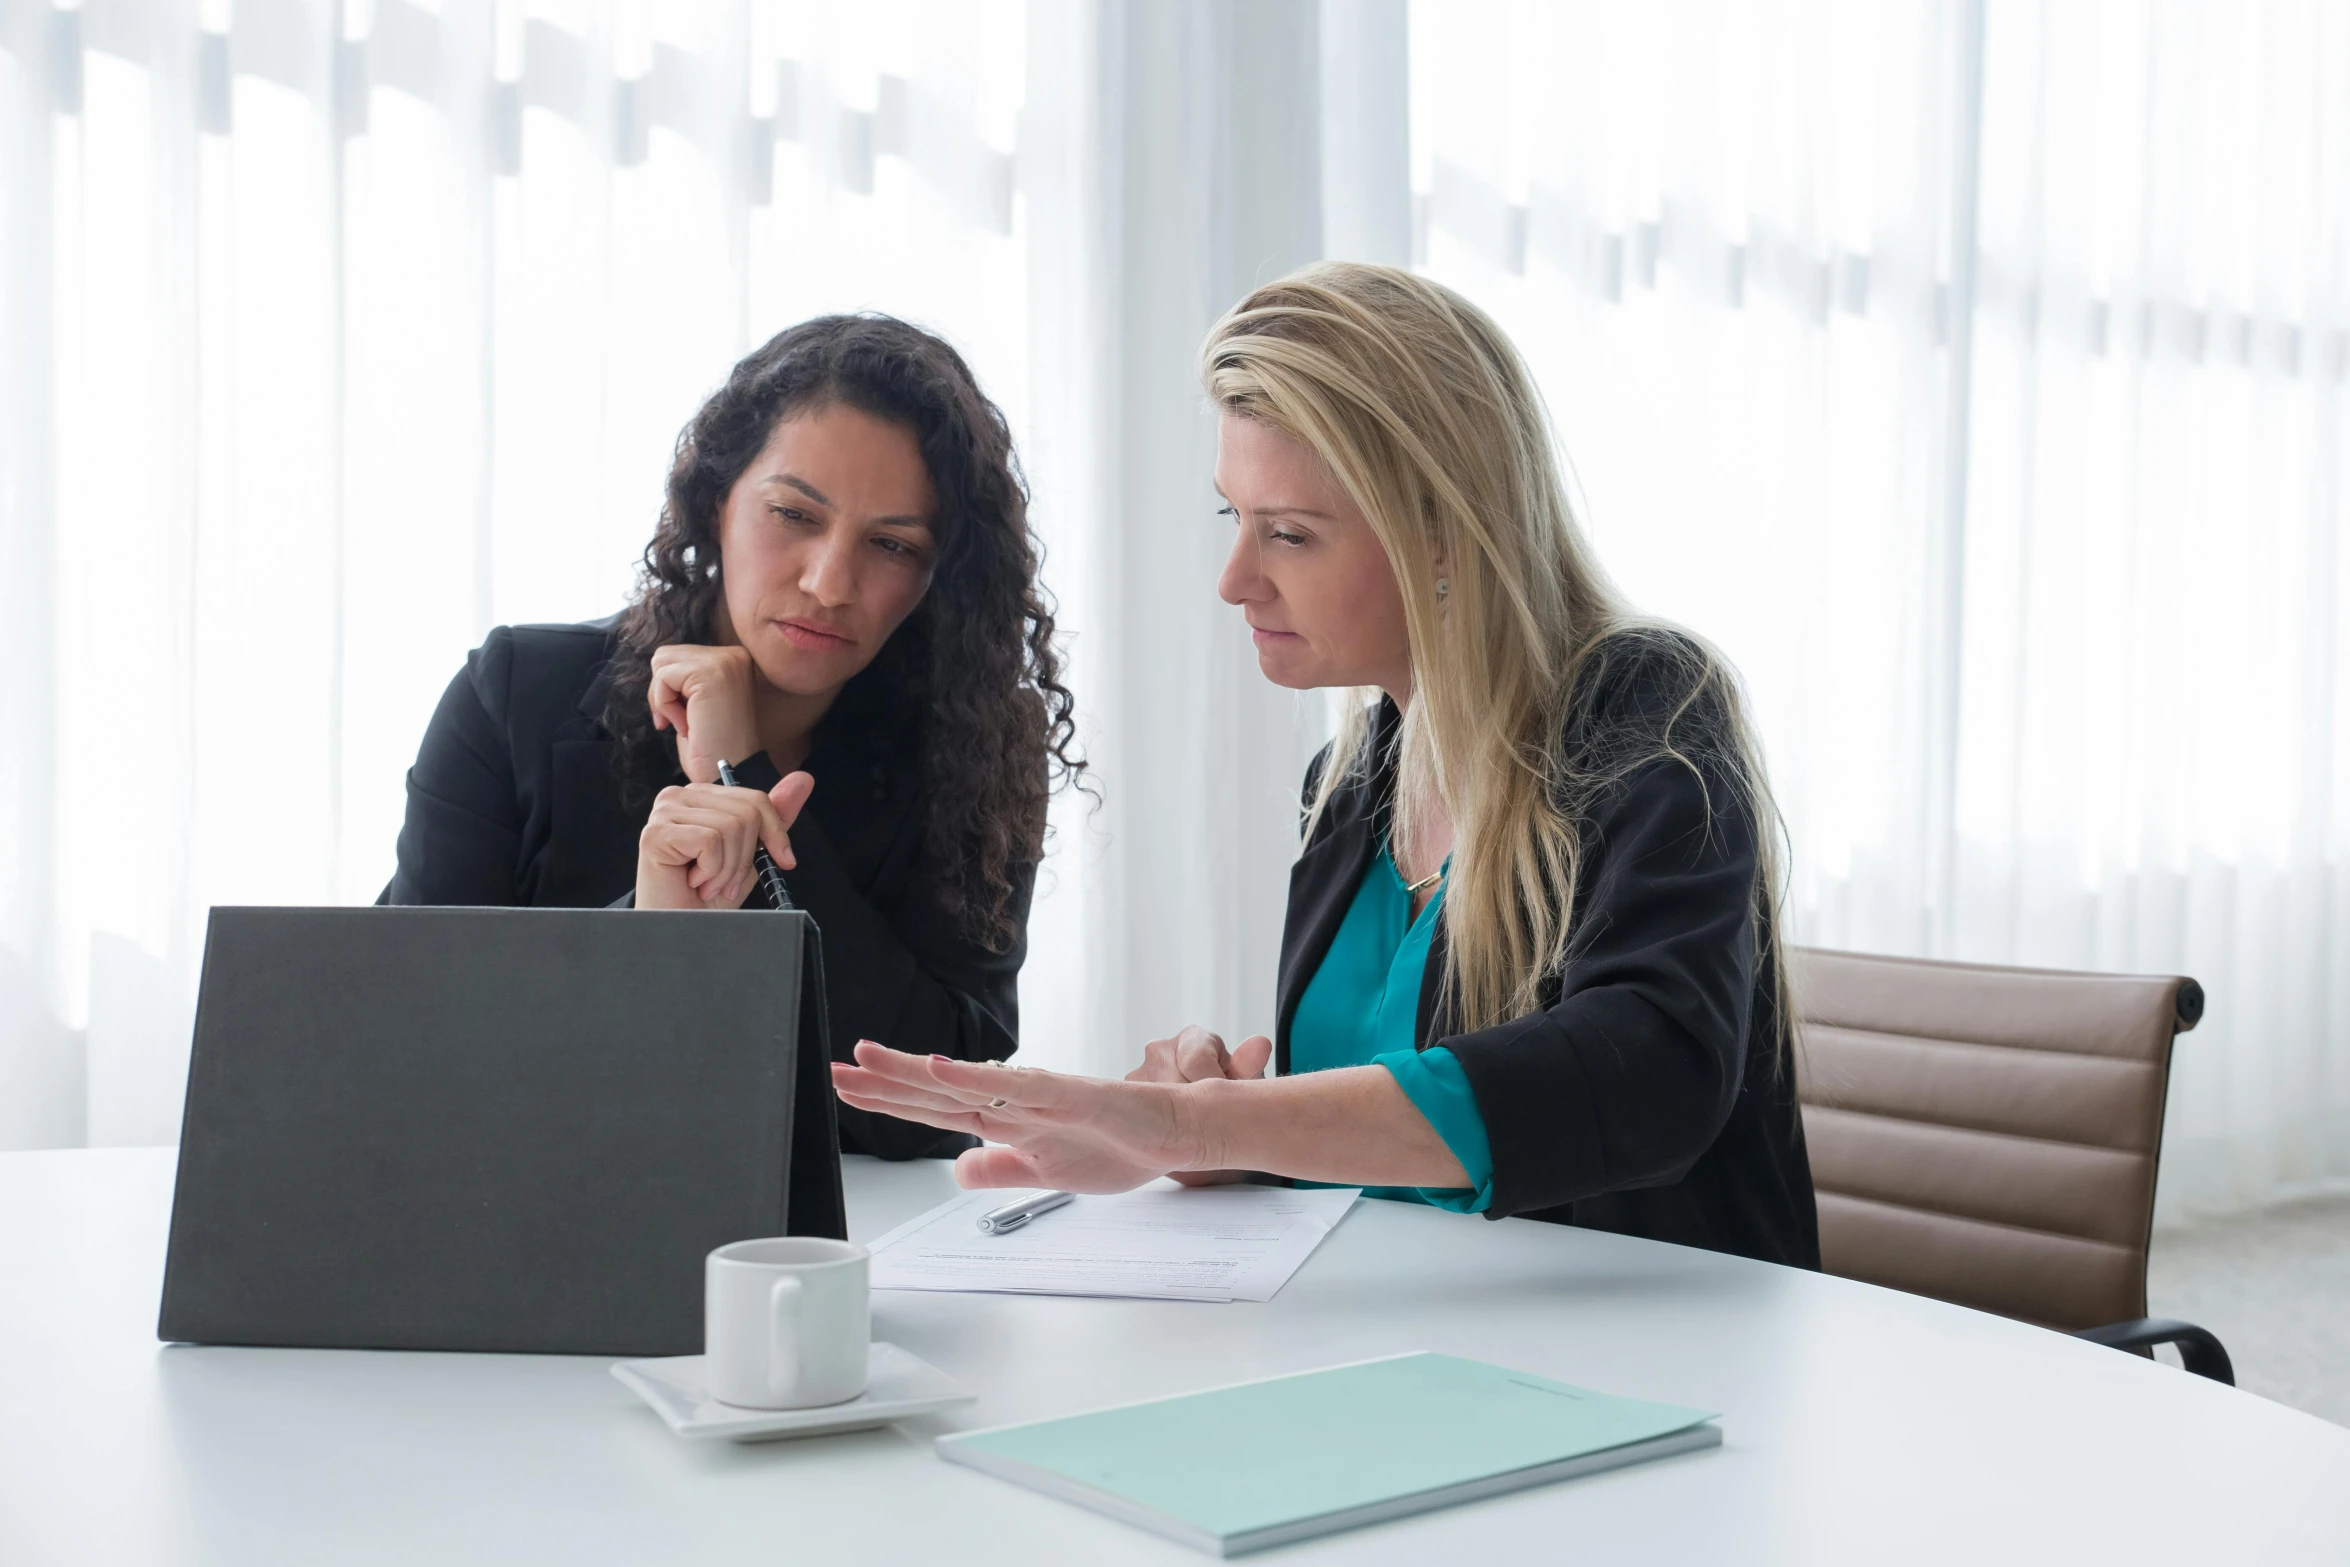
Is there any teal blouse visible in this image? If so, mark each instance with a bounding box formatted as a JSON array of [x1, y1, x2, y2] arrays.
[[1287, 841, 1495, 1212]]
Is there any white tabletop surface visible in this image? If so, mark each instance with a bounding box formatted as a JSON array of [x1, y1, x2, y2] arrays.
[[3, 1148, 2345, 1566]]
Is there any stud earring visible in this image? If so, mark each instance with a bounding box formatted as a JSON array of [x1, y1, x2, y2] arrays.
[[1435, 578, 1451, 600]]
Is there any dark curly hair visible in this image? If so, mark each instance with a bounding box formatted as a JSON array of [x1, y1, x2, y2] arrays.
[[605, 314, 1084, 951]]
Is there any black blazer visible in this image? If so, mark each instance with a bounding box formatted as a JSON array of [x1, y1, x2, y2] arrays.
[[1276, 631, 1820, 1268], [379, 618, 1027, 1160]]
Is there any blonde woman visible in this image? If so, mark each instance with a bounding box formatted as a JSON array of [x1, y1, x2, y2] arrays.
[[833, 264, 1818, 1266]]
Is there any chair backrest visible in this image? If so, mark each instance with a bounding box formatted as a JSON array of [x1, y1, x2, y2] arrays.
[[1790, 946, 2202, 1331]]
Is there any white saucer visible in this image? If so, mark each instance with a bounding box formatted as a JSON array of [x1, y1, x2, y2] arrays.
[[612, 1342, 974, 1442]]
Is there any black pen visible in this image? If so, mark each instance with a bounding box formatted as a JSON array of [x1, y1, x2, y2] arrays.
[[715, 759, 796, 911]]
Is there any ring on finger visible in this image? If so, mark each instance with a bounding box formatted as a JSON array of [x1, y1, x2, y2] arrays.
[[987, 1097, 1008, 1109]]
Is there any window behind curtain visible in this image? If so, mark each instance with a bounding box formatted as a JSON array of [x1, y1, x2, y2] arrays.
[[1409, 0, 2350, 1218], [0, 0, 1028, 1145]]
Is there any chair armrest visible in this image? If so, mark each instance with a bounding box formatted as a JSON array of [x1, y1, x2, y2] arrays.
[[2073, 1317, 2234, 1385]]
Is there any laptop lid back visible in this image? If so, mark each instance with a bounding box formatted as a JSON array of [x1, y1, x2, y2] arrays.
[[159, 905, 844, 1357]]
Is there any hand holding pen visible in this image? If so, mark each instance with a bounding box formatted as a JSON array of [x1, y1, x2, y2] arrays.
[[633, 761, 814, 910], [717, 760, 798, 911]]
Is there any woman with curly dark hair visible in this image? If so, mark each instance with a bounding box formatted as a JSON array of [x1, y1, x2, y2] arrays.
[[381, 314, 1082, 1159]]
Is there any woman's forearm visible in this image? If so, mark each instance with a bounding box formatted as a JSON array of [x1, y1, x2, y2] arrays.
[[829, 1045, 1472, 1196], [1189, 1067, 1470, 1189]]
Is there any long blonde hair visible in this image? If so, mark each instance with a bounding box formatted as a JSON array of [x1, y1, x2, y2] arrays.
[[1201, 263, 1790, 1038]]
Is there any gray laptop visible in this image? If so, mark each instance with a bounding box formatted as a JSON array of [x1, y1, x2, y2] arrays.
[[158, 905, 845, 1357]]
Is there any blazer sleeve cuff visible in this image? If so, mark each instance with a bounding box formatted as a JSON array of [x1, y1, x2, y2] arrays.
[[1374, 1046, 1496, 1214], [1440, 1005, 1615, 1217]]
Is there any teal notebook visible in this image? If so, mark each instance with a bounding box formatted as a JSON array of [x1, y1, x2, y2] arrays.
[[934, 1352, 1720, 1557]]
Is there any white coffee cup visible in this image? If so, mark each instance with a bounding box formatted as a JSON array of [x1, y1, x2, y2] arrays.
[[704, 1237, 870, 1409]]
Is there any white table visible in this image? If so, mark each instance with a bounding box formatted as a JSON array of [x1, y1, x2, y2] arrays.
[[3, 1149, 2345, 1565]]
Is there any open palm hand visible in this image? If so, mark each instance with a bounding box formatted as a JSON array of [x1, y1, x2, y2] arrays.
[[831, 1042, 1212, 1192]]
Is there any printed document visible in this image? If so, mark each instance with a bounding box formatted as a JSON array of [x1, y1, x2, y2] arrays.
[[866, 1183, 1361, 1302]]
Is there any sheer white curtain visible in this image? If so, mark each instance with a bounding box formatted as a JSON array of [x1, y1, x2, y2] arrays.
[[1018, 0, 1382, 1082], [1958, 0, 2350, 1216], [1, 0, 1353, 1146], [1412, 0, 2350, 1219], [0, 0, 1031, 1146], [10, 0, 2345, 1223]]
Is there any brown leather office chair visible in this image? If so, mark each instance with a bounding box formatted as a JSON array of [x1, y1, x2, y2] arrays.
[[1791, 945, 2232, 1382]]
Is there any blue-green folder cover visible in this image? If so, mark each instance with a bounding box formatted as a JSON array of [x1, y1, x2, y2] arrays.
[[934, 1352, 1720, 1556]]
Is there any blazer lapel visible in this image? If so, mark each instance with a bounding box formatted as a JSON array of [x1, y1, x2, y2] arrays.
[[1273, 701, 1400, 1072], [1415, 912, 1458, 1050], [1275, 821, 1375, 1072]]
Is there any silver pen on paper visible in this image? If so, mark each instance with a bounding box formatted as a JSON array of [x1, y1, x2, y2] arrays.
[[976, 1190, 1075, 1234]]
